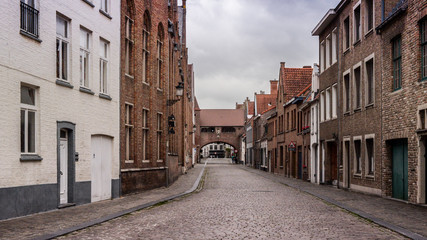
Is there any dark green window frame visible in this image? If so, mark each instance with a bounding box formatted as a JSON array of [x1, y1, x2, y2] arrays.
[[392, 36, 402, 91], [421, 19, 427, 81]]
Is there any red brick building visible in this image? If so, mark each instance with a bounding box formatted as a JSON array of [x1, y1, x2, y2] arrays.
[[377, 0, 427, 203], [120, 0, 193, 194]]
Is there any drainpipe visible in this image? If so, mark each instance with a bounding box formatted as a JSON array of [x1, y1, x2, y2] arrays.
[[381, 0, 385, 22], [337, 22, 341, 189]]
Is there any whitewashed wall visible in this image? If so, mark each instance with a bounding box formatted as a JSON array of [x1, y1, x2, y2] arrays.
[[0, 0, 120, 188]]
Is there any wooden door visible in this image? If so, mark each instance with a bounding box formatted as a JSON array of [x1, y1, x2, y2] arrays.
[[392, 140, 408, 201]]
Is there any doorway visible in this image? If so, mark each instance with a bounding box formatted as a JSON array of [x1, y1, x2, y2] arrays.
[[392, 139, 408, 201], [59, 130, 68, 204], [91, 135, 112, 202]]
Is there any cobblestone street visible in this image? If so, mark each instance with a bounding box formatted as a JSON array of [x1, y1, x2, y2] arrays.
[[59, 159, 404, 240]]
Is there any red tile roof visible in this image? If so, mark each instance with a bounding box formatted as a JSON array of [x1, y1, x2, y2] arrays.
[[199, 109, 245, 127], [261, 105, 276, 115], [281, 66, 313, 102]]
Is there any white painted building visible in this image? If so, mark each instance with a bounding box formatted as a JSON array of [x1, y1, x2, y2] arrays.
[[310, 64, 321, 184], [0, 0, 120, 220]]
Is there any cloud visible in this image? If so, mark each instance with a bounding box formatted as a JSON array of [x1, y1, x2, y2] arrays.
[[187, 0, 340, 109]]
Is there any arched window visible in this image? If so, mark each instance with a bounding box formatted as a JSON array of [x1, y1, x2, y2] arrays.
[[157, 23, 164, 89], [124, 1, 135, 76], [142, 11, 150, 83]]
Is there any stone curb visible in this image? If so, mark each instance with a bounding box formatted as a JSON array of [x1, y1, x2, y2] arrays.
[[32, 162, 208, 240], [241, 166, 427, 240]]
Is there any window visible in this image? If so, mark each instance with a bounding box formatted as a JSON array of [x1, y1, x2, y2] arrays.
[[157, 113, 162, 161], [320, 41, 325, 72], [100, 0, 109, 13], [21, 85, 37, 154], [80, 28, 91, 88], [343, 139, 350, 170], [142, 109, 149, 161], [125, 103, 134, 161], [99, 39, 108, 94], [125, 16, 134, 76], [418, 108, 427, 130], [421, 20, 427, 81], [56, 15, 69, 81], [365, 137, 374, 176], [354, 4, 361, 43], [320, 91, 325, 122], [157, 30, 163, 89], [287, 112, 290, 130], [392, 36, 402, 90], [326, 35, 331, 68], [20, 0, 39, 38], [332, 84, 337, 118], [326, 88, 331, 120], [344, 17, 350, 50], [280, 146, 283, 167], [343, 72, 351, 113], [142, 12, 150, 83], [353, 65, 361, 109], [222, 127, 236, 132], [365, 0, 374, 33], [332, 29, 337, 64], [365, 57, 374, 105], [354, 138, 362, 174]]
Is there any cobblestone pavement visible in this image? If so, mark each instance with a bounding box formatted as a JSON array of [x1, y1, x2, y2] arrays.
[[0, 164, 203, 240], [242, 166, 427, 239], [59, 159, 404, 240]]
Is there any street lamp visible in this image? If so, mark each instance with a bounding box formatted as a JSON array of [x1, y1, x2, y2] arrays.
[[167, 82, 184, 106]]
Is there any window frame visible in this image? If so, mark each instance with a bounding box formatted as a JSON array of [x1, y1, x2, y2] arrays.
[[21, 85, 38, 155], [353, 1, 362, 44], [365, 134, 375, 177], [364, 53, 375, 106], [125, 103, 134, 162], [392, 36, 402, 91], [320, 40, 325, 73], [421, 19, 427, 82], [332, 84, 337, 118], [326, 87, 331, 120], [353, 136, 362, 176], [364, 0, 374, 34], [56, 15, 70, 81], [332, 28, 337, 64], [418, 105, 427, 130], [142, 108, 150, 162], [353, 62, 362, 110], [343, 69, 351, 114], [156, 39, 163, 89], [20, 0, 39, 39], [343, 16, 351, 51], [80, 28, 91, 88], [125, 16, 134, 77], [99, 39, 109, 94], [100, 0, 109, 13], [157, 112, 163, 161]]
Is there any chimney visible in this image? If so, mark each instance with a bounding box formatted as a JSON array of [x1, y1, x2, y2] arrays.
[[260, 90, 265, 95], [270, 80, 278, 95], [280, 62, 286, 68]]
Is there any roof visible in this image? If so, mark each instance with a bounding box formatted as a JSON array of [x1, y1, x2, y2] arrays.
[[376, 0, 408, 33], [312, 0, 349, 36], [261, 105, 276, 115], [255, 94, 276, 115], [281, 66, 313, 103], [199, 109, 245, 127]]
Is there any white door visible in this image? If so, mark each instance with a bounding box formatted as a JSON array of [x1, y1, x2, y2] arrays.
[[91, 136, 112, 202], [59, 133, 68, 204]]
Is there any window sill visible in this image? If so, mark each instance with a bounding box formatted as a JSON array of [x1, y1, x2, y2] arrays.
[[343, 48, 350, 55], [365, 103, 374, 109], [390, 88, 403, 95], [353, 173, 362, 178], [142, 81, 150, 87], [99, 93, 112, 100], [366, 174, 375, 180], [56, 79, 73, 89], [353, 39, 361, 47], [365, 29, 374, 38], [157, 88, 163, 93], [20, 30, 42, 43], [418, 78, 427, 84], [82, 0, 95, 7], [416, 128, 427, 134], [353, 108, 361, 113], [20, 154, 43, 161], [125, 160, 134, 164], [79, 86, 95, 95], [142, 160, 150, 163], [99, 9, 112, 19], [125, 74, 134, 80]]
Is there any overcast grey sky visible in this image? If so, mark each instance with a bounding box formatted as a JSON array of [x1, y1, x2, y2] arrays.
[[186, 0, 340, 109]]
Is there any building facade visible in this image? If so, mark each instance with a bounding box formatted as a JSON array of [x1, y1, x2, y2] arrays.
[[0, 0, 121, 219]]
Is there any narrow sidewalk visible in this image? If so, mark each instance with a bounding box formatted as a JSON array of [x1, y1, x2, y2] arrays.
[[242, 166, 427, 240], [0, 164, 205, 240]]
